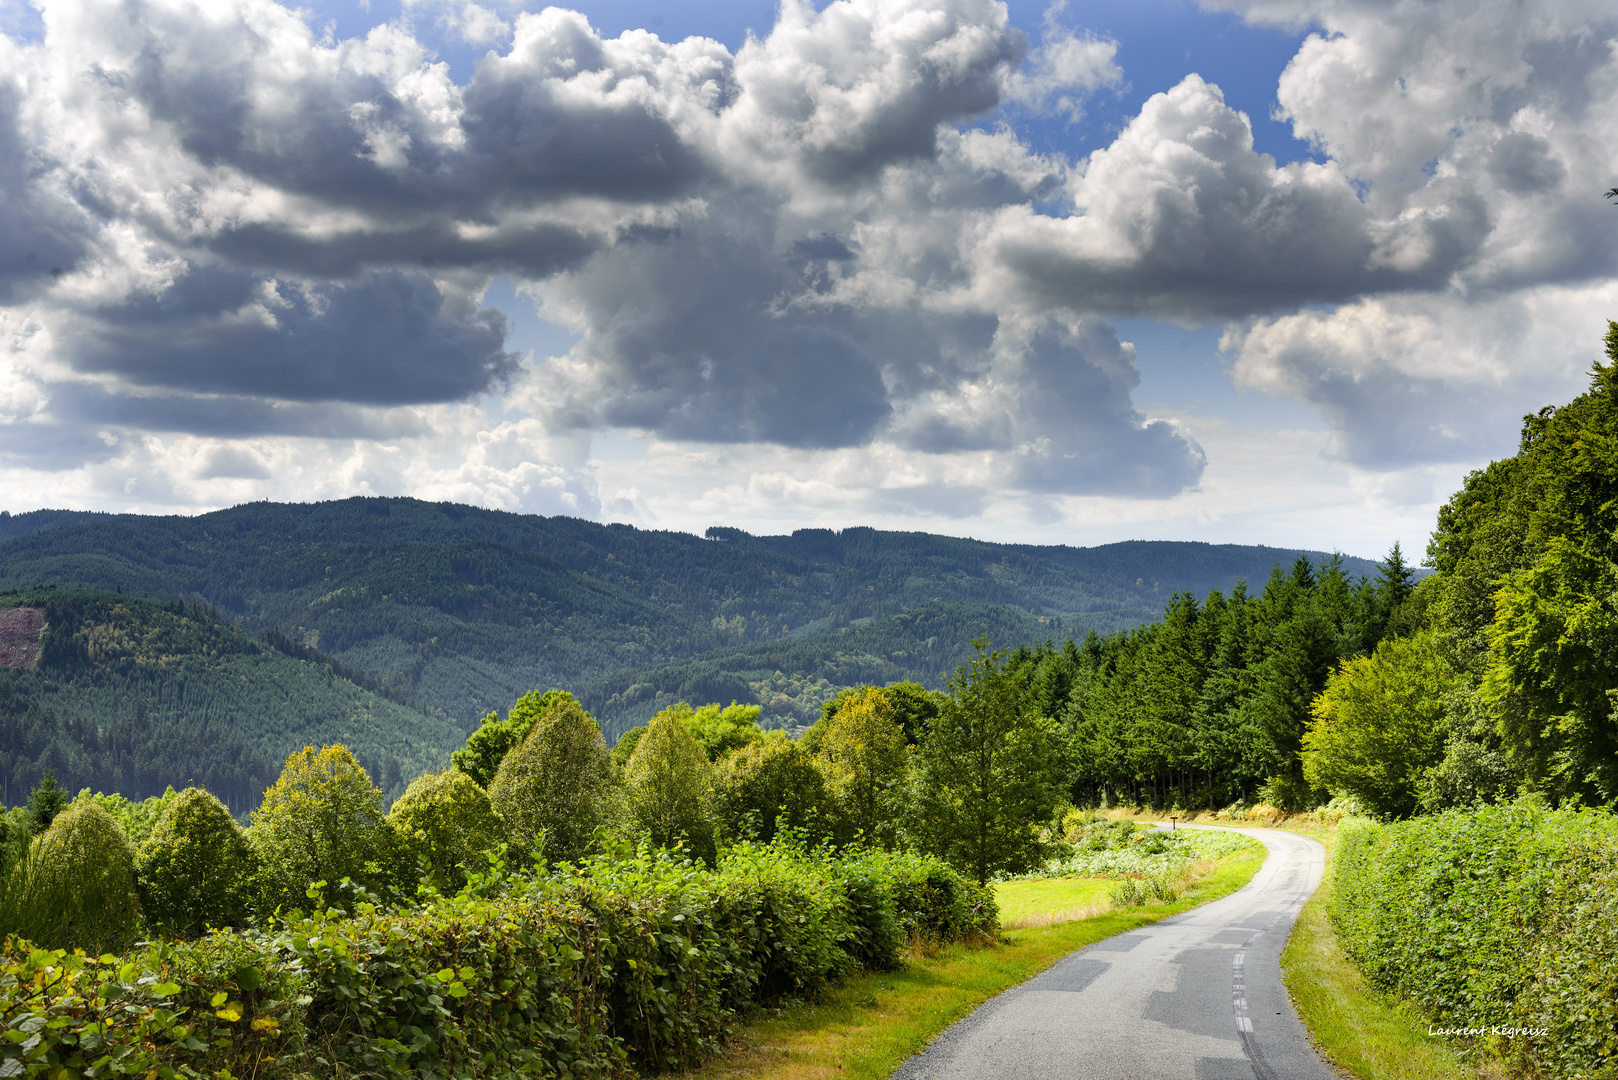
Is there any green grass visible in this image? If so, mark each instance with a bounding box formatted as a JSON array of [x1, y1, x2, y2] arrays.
[[682, 841, 1265, 1080], [1277, 823, 1497, 1080], [991, 877, 1113, 927]]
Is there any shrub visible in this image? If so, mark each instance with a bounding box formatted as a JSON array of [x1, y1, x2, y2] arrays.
[[250, 744, 396, 914], [713, 732, 837, 844], [624, 705, 717, 863], [1330, 800, 1618, 1080], [487, 696, 617, 863], [0, 837, 997, 1079], [18, 800, 140, 953], [136, 787, 257, 936], [389, 769, 507, 889]]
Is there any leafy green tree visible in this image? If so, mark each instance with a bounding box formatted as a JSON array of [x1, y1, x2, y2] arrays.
[[907, 640, 1068, 883], [135, 787, 256, 935], [250, 745, 395, 913], [1302, 634, 1462, 817], [487, 696, 617, 864], [452, 689, 578, 787], [624, 704, 716, 863], [84, 788, 179, 850], [1424, 322, 1618, 803], [713, 732, 836, 844], [612, 725, 647, 766], [388, 769, 507, 890], [24, 799, 140, 952], [684, 701, 764, 760], [818, 686, 909, 847], [26, 770, 68, 833]]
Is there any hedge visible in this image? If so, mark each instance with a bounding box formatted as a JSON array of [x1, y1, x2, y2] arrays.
[[0, 840, 995, 1078], [1329, 800, 1618, 1079]]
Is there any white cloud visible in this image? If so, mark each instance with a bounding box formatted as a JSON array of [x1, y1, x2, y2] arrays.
[[0, 0, 1614, 546]]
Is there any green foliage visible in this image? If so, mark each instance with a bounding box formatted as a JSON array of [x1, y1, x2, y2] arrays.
[[713, 732, 837, 844], [612, 724, 646, 765], [135, 787, 257, 936], [23, 800, 140, 953], [451, 688, 576, 787], [1423, 322, 1618, 804], [388, 769, 507, 890], [818, 687, 910, 848], [684, 700, 764, 760], [485, 696, 616, 864], [249, 745, 395, 915], [1301, 633, 1463, 817], [907, 641, 1069, 883], [0, 589, 463, 810], [624, 705, 717, 863], [1330, 801, 1618, 1079], [1030, 826, 1253, 880], [80, 787, 178, 850], [26, 769, 67, 833], [0, 838, 995, 1079]]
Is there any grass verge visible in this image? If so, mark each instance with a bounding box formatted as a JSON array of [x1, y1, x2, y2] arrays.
[[681, 842, 1265, 1080], [1275, 823, 1499, 1080], [992, 877, 1112, 928]]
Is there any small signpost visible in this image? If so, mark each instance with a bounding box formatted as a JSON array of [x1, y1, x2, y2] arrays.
[[1169, 816, 1178, 832]]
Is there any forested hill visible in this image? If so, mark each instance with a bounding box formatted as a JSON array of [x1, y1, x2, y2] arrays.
[[0, 499, 1384, 729], [0, 588, 464, 809]]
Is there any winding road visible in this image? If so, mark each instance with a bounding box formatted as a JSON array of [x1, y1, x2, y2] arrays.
[[893, 826, 1336, 1080]]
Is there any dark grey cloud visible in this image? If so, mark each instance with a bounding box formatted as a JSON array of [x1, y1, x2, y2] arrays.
[[50, 380, 432, 438], [0, 79, 92, 304], [65, 270, 516, 406]]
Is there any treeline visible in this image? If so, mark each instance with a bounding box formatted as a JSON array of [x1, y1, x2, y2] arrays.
[[582, 601, 1077, 736], [1046, 549, 1418, 811], [1046, 322, 1618, 815], [0, 589, 463, 808]]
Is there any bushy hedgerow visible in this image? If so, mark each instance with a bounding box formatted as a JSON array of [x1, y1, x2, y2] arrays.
[[1330, 800, 1618, 1079], [0, 838, 994, 1078]]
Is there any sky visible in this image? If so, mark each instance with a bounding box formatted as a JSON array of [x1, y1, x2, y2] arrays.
[[1, 0, 1614, 561]]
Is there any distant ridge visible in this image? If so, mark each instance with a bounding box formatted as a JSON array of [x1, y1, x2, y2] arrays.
[[0, 498, 1398, 790]]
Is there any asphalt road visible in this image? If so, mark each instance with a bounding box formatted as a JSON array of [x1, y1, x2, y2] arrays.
[[892, 825, 1336, 1080]]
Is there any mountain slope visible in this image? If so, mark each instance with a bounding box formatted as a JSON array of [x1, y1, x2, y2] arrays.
[[0, 588, 464, 809], [0, 498, 1390, 727]]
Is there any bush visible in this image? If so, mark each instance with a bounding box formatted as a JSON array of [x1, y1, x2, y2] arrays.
[[713, 732, 837, 844], [0, 838, 998, 1079], [17, 800, 140, 953], [388, 769, 507, 890], [487, 696, 618, 863], [1330, 800, 1618, 1080], [136, 787, 257, 936], [624, 705, 717, 863], [250, 745, 396, 914]]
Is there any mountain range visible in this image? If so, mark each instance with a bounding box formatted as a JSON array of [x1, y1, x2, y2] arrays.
[[0, 497, 1389, 803]]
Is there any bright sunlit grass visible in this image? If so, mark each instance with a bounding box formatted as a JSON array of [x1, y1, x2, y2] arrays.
[[992, 876, 1113, 928]]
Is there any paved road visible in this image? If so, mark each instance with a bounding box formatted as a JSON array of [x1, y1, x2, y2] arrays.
[[893, 826, 1335, 1080]]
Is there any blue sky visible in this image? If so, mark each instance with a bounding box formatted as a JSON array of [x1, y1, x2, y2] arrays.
[[0, 0, 1612, 558]]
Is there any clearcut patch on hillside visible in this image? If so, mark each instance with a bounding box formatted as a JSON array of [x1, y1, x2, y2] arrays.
[[0, 606, 44, 668]]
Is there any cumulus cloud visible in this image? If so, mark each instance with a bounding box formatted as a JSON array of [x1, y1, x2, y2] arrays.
[[1, 0, 1614, 523]]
